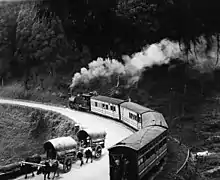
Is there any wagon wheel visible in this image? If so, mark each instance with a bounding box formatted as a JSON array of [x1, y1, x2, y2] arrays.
[[95, 146, 102, 158], [63, 158, 72, 173]]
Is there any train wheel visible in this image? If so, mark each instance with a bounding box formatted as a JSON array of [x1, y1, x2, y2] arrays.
[[63, 158, 72, 173], [95, 146, 102, 158]]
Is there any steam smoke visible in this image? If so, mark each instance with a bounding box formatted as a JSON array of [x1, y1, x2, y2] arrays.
[[70, 39, 181, 89]]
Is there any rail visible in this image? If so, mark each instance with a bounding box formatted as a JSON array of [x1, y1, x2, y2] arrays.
[[0, 98, 189, 179], [168, 135, 190, 178], [176, 148, 190, 174]]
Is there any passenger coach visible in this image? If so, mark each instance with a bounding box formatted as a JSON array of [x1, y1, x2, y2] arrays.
[[120, 101, 168, 130], [108, 126, 168, 180], [90, 95, 125, 119]]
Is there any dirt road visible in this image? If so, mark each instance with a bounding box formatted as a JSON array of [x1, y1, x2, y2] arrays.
[[0, 98, 133, 180]]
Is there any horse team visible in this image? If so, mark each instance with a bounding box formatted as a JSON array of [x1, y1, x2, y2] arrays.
[[21, 147, 93, 180]]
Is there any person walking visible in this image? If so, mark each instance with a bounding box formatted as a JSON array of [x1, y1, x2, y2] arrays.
[[77, 150, 84, 166]]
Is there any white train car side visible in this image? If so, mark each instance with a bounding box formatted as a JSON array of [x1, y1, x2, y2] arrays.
[[120, 102, 168, 130], [90, 96, 125, 119]]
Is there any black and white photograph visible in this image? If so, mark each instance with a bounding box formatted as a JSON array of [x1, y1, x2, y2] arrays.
[[0, 0, 219, 180]]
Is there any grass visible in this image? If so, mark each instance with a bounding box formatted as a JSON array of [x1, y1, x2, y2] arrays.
[[0, 104, 76, 166], [0, 82, 68, 106], [154, 138, 189, 180], [168, 92, 220, 180]]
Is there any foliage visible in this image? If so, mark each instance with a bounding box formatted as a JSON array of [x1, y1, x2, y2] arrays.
[[0, 2, 20, 82], [15, 1, 69, 88]]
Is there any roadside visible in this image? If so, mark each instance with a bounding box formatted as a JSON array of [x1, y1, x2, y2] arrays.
[[0, 104, 76, 167], [154, 137, 191, 180], [169, 92, 220, 180], [0, 98, 134, 180], [0, 84, 196, 180]]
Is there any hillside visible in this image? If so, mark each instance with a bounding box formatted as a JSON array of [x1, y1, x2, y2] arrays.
[[0, 104, 76, 166]]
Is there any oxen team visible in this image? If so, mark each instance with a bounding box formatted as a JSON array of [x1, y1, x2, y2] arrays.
[[20, 147, 94, 179]]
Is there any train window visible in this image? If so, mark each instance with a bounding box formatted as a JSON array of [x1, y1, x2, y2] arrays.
[[106, 105, 108, 109], [110, 106, 116, 111], [129, 113, 138, 120], [95, 102, 98, 107], [138, 158, 144, 166], [102, 104, 105, 108], [134, 115, 138, 121], [163, 140, 166, 145]]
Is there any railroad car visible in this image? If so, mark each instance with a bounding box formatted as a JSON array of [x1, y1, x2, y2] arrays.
[[120, 101, 168, 130], [108, 126, 168, 180], [90, 95, 125, 120], [68, 92, 168, 130]]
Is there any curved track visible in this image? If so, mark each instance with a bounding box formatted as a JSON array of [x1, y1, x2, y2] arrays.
[[0, 98, 134, 180]]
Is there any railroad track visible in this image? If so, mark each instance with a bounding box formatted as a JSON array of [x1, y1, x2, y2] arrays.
[[0, 98, 190, 180], [154, 137, 190, 180]]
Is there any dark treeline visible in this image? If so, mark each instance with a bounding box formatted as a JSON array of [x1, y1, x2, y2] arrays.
[[1, 0, 220, 106], [38, 0, 220, 54]]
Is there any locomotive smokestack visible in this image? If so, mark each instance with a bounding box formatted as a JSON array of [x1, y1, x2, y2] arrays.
[[128, 97, 131, 102]]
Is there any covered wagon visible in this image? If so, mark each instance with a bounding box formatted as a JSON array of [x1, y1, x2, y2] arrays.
[[77, 127, 107, 158], [43, 136, 77, 172]]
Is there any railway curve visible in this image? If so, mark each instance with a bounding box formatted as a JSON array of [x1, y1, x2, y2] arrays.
[[0, 98, 189, 180], [0, 98, 134, 180]]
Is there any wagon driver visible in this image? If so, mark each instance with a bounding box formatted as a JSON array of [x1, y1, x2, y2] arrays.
[[86, 136, 90, 147]]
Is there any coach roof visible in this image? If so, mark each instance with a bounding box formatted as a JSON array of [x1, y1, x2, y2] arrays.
[[120, 101, 153, 114], [91, 95, 125, 105], [109, 126, 166, 151]]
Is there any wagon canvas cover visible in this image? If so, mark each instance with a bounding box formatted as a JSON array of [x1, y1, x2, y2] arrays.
[[77, 127, 107, 141], [44, 136, 77, 152]]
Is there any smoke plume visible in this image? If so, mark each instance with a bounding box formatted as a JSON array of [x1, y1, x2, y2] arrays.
[[70, 39, 181, 89]]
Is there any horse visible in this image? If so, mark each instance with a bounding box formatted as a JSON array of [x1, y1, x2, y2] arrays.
[[84, 147, 93, 163], [20, 154, 42, 179], [37, 159, 59, 180], [76, 150, 84, 166]]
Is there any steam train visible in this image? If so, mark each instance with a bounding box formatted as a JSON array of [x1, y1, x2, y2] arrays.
[[68, 92, 168, 179], [68, 92, 168, 130]]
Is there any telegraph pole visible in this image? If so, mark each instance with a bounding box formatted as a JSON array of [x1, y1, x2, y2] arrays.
[[181, 84, 187, 117], [169, 87, 173, 125]]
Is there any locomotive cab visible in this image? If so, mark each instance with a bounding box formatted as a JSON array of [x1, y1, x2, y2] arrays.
[[68, 94, 90, 111], [69, 92, 98, 111]]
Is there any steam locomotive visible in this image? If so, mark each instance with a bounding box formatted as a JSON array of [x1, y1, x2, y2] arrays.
[[68, 91, 167, 132]]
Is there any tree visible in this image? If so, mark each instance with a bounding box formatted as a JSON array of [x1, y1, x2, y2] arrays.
[[16, 1, 69, 89], [15, 2, 39, 89], [0, 1, 20, 85]]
